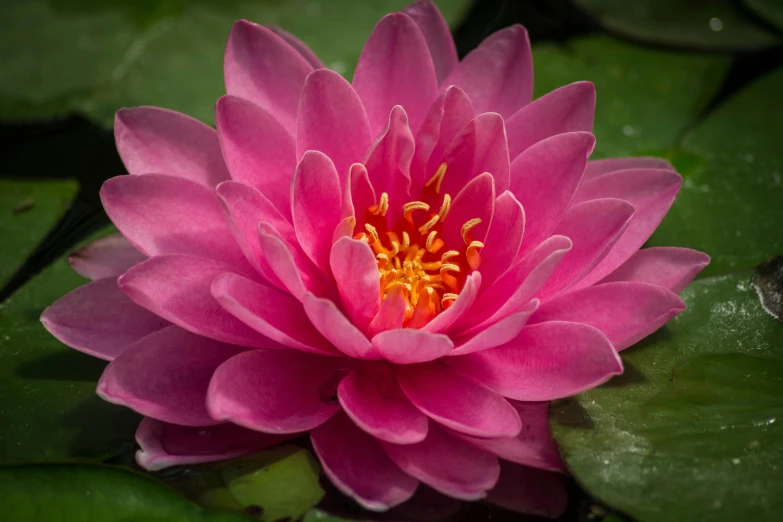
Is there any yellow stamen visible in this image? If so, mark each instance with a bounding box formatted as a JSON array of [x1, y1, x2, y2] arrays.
[[418, 214, 440, 234], [441, 250, 459, 262], [466, 240, 484, 270], [440, 263, 460, 274], [426, 231, 444, 253], [402, 201, 430, 221], [438, 193, 452, 220], [425, 163, 447, 194], [461, 218, 482, 244], [401, 231, 411, 250], [370, 192, 389, 216], [364, 223, 379, 242]]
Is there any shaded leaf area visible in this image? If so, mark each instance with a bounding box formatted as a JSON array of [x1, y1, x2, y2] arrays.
[[753, 256, 783, 322], [572, 0, 779, 50], [551, 272, 783, 522], [0, 0, 469, 126], [745, 0, 783, 32], [0, 227, 140, 464], [0, 463, 249, 522]]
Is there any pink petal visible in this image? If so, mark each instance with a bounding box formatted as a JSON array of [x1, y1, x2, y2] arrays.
[[101, 174, 252, 274], [311, 411, 419, 511], [119, 254, 273, 348], [584, 156, 674, 180], [297, 69, 372, 183], [368, 285, 407, 336], [215, 95, 295, 218], [443, 25, 533, 118], [68, 234, 146, 280], [98, 326, 246, 426], [531, 282, 685, 351], [136, 417, 293, 471], [397, 362, 521, 438], [536, 198, 635, 301], [302, 293, 381, 360], [292, 151, 345, 273], [338, 364, 428, 444], [451, 401, 565, 472], [506, 81, 596, 160], [402, 0, 458, 84], [439, 172, 495, 248], [114, 107, 230, 188], [380, 423, 500, 500], [570, 168, 683, 290], [331, 237, 381, 332], [424, 272, 481, 334], [353, 13, 439, 136], [372, 329, 453, 364], [207, 349, 347, 433], [600, 246, 710, 293], [450, 299, 539, 356], [349, 163, 377, 220], [485, 461, 568, 518], [211, 272, 340, 356], [41, 278, 168, 361], [511, 132, 596, 257], [478, 191, 525, 288], [267, 26, 325, 69], [448, 321, 623, 401], [224, 20, 313, 134]]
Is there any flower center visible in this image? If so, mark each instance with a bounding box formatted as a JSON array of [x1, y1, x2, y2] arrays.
[[354, 163, 483, 325]]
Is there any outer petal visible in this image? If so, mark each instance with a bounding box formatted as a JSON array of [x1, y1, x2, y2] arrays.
[[485, 461, 568, 518], [448, 321, 623, 401], [531, 282, 685, 351], [478, 191, 525, 289], [443, 25, 533, 118], [402, 0, 458, 84], [115, 107, 230, 188], [303, 293, 381, 360], [331, 237, 381, 332], [98, 326, 246, 426], [380, 424, 500, 500], [297, 69, 372, 183], [353, 13, 439, 136], [397, 362, 521, 438], [600, 246, 710, 293], [101, 174, 252, 273], [372, 329, 453, 364], [338, 364, 428, 444], [450, 299, 539, 356], [584, 156, 674, 180], [505, 81, 596, 160], [267, 26, 325, 69], [41, 278, 168, 361], [68, 234, 146, 280], [311, 412, 419, 511], [207, 349, 347, 433], [216, 96, 295, 217], [224, 20, 313, 134]]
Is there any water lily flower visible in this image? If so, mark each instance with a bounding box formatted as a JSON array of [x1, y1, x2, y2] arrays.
[[42, 0, 710, 516]]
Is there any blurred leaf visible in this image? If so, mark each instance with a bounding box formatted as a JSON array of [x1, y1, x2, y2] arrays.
[[745, 0, 783, 32], [0, 463, 249, 521], [302, 510, 359, 522], [573, 0, 778, 50], [551, 272, 783, 522]]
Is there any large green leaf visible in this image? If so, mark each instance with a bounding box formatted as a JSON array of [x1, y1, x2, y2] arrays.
[[648, 67, 783, 277], [0, 463, 249, 521], [0, 227, 140, 464], [744, 0, 783, 31], [551, 272, 783, 522], [0, 0, 469, 126]]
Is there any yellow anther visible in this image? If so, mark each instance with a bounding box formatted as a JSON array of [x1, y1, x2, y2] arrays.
[[402, 201, 430, 220], [440, 263, 461, 274], [376, 253, 390, 262], [364, 223, 379, 242], [461, 218, 482, 244], [418, 214, 440, 234], [426, 231, 444, 253], [441, 293, 458, 303], [371, 192, 389, 216], [441, 250, 459, 262], [402, 231, 411, 250], [438, 193, 452, 220], [425, 163, 447, 194], [466, 240, 484, 270]]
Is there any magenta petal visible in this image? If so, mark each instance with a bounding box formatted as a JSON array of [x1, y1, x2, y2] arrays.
[[506, 81, 596, 160], [331, 237, 381, 332], [115, 107, 230, 188], [424, 272, 481, 334], [353, 13, 439, 136], [584, 156, 674, 180], [511, 132, 595, 257], [349, 163, 377, 221], [267, 26, 325, 69], [207, 349, 346, 433], [600, 246, 710, 293], [224, 20, 313, 134], [212, 273, 340, 356], [449, 321, 623, 401], [440, 172, 495, 248], [302, 293, 381, 360], [41, 278, 168, 361], [402, 0, 458, 84], [101, 174, 252, 274], [398, 362, 521, 438], [380, 423, 500, 500], [136, 417, 293, 471], [443, 25, 533, 118], [531, 282, 685, 351], [373, 329, 453, 364], [216, 96, 295, 218], [119, 254, 273, 348], [338, 365, 428, 444], [68, 234, 146, 280], [297, 69, 372, 183], [311, 412, 419, 511], [451, 299, 539, 356], [98, 326, 246, 426], [368, 285, 407, 336], [478, 191, 525, 289], [485, 461, 568, 518]]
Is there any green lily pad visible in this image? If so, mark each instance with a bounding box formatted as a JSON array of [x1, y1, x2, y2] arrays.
[[533, 37, 730, 158], [0, 179, 77, 291], [302, 510, 360, 522], [744, 0, 783, 32], [0, 227, 140, 464], [648, 67, 783, 277], [573, 0, 778, 50], [551, 272, 783, 522], [0, 0, 469, 126], [0, 463, 249, 521]]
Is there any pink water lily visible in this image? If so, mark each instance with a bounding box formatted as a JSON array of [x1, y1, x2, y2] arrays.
[[41, 0, 709, 516]]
